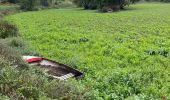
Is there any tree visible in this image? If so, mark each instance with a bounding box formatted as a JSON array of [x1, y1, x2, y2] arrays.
[[74, 0, 140, 12], [18, 0, 65, 11], [7, 0, 17, 3], [0, 0, 18, 3], [19, 0, 40, 11]]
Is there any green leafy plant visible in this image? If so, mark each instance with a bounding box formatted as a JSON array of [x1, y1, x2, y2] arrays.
[[6, 3, 170, 99]]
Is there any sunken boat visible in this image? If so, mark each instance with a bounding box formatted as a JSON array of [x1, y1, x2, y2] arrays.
[[23, 56, 83, 80]]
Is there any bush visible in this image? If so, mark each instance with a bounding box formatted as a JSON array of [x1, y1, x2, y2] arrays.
[[0, 37, 25, 47], [18, 0, 76, 11], [17, 87, 40, 100], [0, 37, 40, 55], [73, 0, 140, 11], [0, 0, 17, 3], [0, 10, 13, 16], [0, 43, 28, 68], [57, 0, 75, 8], [0, 94, 10, 100], [44, 79, 87, 100], [73, 0, 98, 9], [0, 21, 18, 39], [19, 0, 39, 11], [7, 0, 18, 3], [18, 0, 39, 10]]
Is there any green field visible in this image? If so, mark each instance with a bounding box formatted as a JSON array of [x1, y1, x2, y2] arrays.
[[6, 3, 170, 99]]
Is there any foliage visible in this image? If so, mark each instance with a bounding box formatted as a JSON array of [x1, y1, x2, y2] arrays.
[[56, 0, 75, 8], [0, 37, 38, 55], [145, 0, 170, 2], [0, 42, 28, 69], [0, 21, 18, 39], [7, 0, 18, 3], [18, 0, 75, 11], [73, 0, 140, 11], [0, 0, 17, 3], [0, 5, 18, 11], [6, 3, 170, 99], [19, 0, 39, 11], [0, 37, 25, 48], [0, 5, 19, 18]]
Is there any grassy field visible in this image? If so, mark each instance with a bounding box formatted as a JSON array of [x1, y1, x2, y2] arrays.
[[6, 3, 170, 99]]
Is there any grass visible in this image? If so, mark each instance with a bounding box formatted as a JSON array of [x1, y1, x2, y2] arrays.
[[6, 3, 170, 99]]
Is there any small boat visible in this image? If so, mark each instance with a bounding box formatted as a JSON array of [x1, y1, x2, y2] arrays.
[[23, 56, 83, 80]]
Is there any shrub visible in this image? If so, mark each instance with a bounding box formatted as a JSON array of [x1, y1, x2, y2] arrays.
[[145, 0, 170, 2], [0, 10, 13, 16], [0, 94, 10, 100], [0, 5, 19, 19], [0, 37, 40, 55], [17, 87, 40, 100], [0, 0, 14, 3], [18, 0, 76, 11], [7, 0, 18, 3], [0, 37, 25, 47], [0, 43, 28, 68], [19, 0, 39, 11], [73, 0, 140, 11], [0, 21, 18, 39], [44, 79, 86, 99], [57, 0, 75, 8]]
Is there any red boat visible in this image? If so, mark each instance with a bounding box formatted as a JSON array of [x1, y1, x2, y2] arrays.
[[23, 56, 83, 80]]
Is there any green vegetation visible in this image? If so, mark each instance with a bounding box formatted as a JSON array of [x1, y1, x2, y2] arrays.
[[0, 5, 17, 10], [6, 3, 170, 99], [18, 0, 75, 11], [18, 0, 138, 12], [0, 5, 19, 18], [73, 0, 140, 11], [0, 21, 19, 38], [0, 0, 17, 3], [0, 5, 92, 99]]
